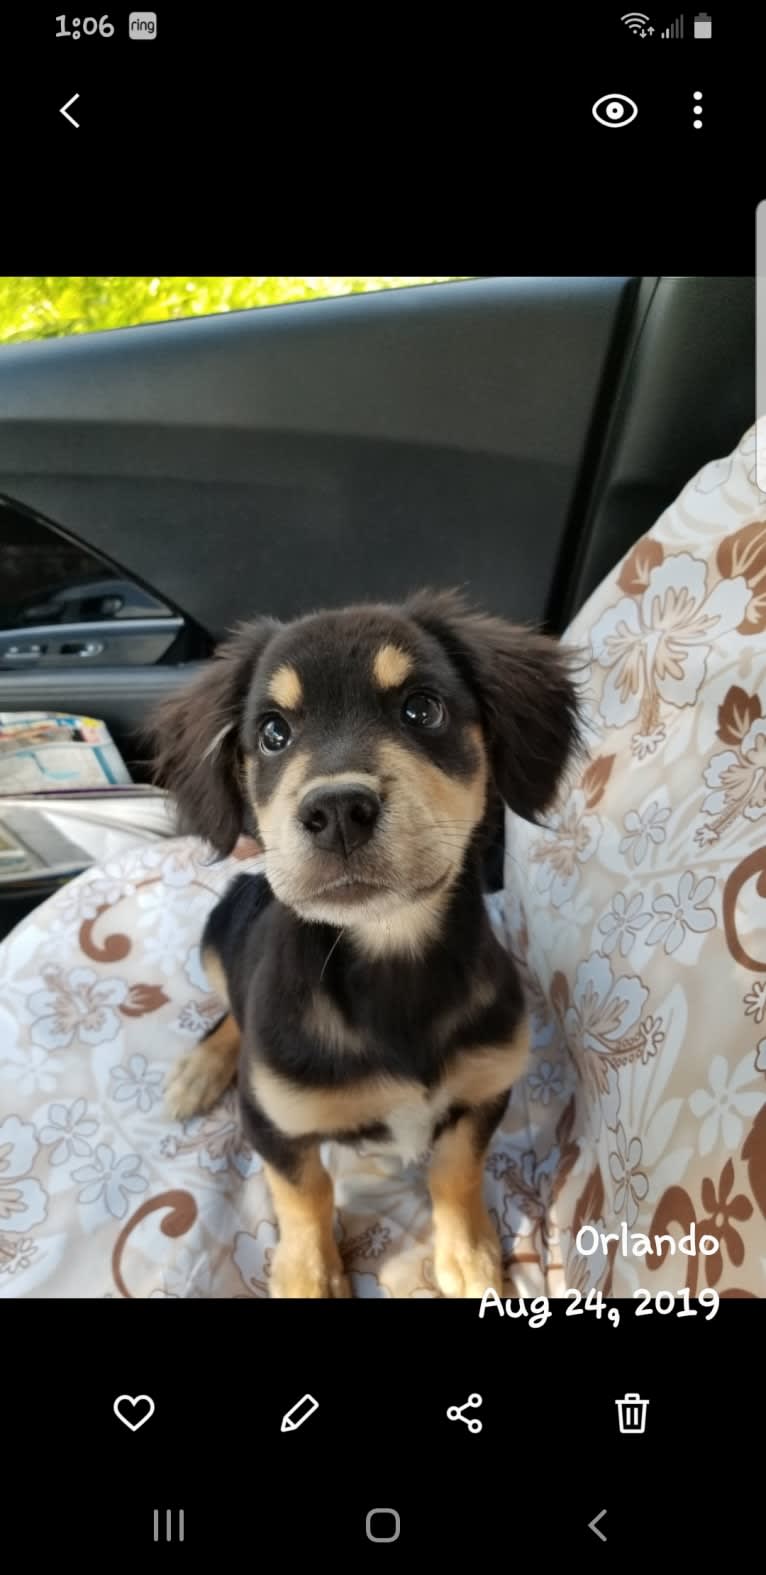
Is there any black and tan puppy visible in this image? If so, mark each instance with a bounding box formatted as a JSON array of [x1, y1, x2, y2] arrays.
[[149, 589, 582, 1298]]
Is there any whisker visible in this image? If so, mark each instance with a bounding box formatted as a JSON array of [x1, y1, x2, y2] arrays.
[[319, 927, 345, 982]]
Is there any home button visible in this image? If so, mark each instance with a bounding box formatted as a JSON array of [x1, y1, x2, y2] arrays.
[[365, 1509, 401, 1543]]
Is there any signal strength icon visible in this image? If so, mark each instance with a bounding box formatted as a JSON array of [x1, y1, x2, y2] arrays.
[[662, 13, 685, 35], [621, 11, 651, 32]]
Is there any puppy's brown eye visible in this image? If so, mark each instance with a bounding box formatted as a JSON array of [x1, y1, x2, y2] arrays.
[[259, 714, 292, 753], [402, 691, 447, 730]]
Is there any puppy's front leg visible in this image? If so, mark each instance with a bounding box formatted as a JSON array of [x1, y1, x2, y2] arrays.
[[265, 1148, 350, 1301], [165, 1013, 240, 1121], [165, 943, 240, 1121], [428, 1094, 509, 1300]]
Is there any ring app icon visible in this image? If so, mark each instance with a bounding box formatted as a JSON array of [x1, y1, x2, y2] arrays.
[[592, 94, 638, 127]]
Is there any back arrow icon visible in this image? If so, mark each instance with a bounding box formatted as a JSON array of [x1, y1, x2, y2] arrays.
[[60, 94, 80, 128], [588, 1509, 607, 1543]]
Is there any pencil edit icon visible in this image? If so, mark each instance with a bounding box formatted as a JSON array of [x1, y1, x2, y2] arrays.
[[280, 1394, 319, 1433]]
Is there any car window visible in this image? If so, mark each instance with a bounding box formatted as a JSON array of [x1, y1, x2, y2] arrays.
[[0, 277, 468, 346]]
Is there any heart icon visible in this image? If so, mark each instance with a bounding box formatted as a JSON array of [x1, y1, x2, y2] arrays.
[[113, 1394, 155, 1432]]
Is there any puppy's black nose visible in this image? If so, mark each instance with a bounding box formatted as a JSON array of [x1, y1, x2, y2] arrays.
[[298, 784, 381, 855]]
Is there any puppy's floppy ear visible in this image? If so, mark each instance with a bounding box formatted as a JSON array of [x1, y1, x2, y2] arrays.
[[405, 587, 586, 822], [146, 618, 280, 857]]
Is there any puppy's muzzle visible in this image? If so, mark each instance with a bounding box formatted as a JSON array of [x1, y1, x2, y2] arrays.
[[298, 783, 382, 856]]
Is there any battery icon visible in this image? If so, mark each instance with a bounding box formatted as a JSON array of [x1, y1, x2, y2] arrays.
[[694, 12, 712, 36]]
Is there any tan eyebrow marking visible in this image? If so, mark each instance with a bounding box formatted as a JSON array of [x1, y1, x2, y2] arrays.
[[373, 644, 414, 690], [268, 664, 303, 710]]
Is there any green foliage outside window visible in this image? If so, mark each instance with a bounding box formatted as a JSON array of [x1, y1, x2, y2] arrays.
[[0, 277, 465, 346]]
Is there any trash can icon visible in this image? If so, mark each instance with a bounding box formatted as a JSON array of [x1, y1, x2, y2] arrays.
[[615, 1393, 649, 1434]]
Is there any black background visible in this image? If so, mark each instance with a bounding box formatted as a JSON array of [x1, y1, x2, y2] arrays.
[[1, 6, 762, 269], [7, 1298, 760, 1552]]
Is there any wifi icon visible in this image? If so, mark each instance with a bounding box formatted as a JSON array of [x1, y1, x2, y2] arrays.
[[621, 10, 652, 33]]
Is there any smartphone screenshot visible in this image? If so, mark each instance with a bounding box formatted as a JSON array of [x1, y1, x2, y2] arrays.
[[1, 4, 763, 1560]]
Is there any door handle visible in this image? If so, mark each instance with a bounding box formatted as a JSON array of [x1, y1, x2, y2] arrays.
[[0, 618, 183, 668], [2, 643, 46, 663], [57, 640, 106, 658]]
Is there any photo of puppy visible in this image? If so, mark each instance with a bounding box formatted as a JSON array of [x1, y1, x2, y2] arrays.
[[149, 589, 583, 1299]]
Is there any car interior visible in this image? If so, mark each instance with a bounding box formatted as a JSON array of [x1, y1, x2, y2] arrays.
[[0, 274, 755, 939]]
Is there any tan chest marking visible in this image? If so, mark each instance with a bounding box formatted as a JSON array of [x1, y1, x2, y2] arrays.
[[441, 1023, 529, 1106], [251, 1061, 421, 1140], [302, 991, 365, 1054], [249, 1017, 529, 1158]]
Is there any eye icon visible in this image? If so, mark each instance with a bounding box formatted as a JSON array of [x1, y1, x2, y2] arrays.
[[592, 94, 638, 127]]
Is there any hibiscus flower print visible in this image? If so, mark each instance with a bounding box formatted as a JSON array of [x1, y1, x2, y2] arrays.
[[499, 1143, 560, 1255], [102, 846, 165, 886], [557, 953, 651, 1123], [694, 455, 733, 494], [646, 871, 716, 956], [173, 997, 224, 1039], [526, 1059, 565, 1107], [0, 1116, 47, 1234], [561, 1219, 610, 1297], [184, 944, 223, 996], [619, 801, 670, 867], [528, 788, 601, 907], [696, 1160, 753, 1289], [158, 849, 201, 888], [0, 1045, 62, 1096], [233, 1221, 278, 1297], [564, 953, 648, 1059], [636, 1016, 665, 1062], [688, 1054, 763, 1156], [699, 716, 766, 842], [48, 873, 137, 927], [597, 891, 652, 957], [27, 966, 127, 1050], [694, 824, 719, 848], [0, 1234, 37, 1276], [608, 1123, 649, 1228], [341, 1222, 392, 1262], [717, 516, 766, 634], [110, 1055, 164, 1113], [169, 1095, 261, 1180], [590, 551, 750, 734], [72, 1144, 148, 1220], [743, 981, 766, 1026], [631, 726, 667, 760], [39, 1098, 98, 1165], [140, 913, 192, 975]]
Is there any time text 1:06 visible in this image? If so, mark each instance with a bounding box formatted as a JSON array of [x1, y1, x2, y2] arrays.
[[56, 15, 115, 36]]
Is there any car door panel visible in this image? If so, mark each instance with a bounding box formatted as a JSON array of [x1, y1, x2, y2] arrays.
[[0, 277, 636, 648]]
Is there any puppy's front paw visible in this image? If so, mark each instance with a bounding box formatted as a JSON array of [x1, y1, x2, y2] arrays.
[[433, 1215, 503, 1299], [165, 1045, 233, 1121], [269, 1241, 351, 1300]]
